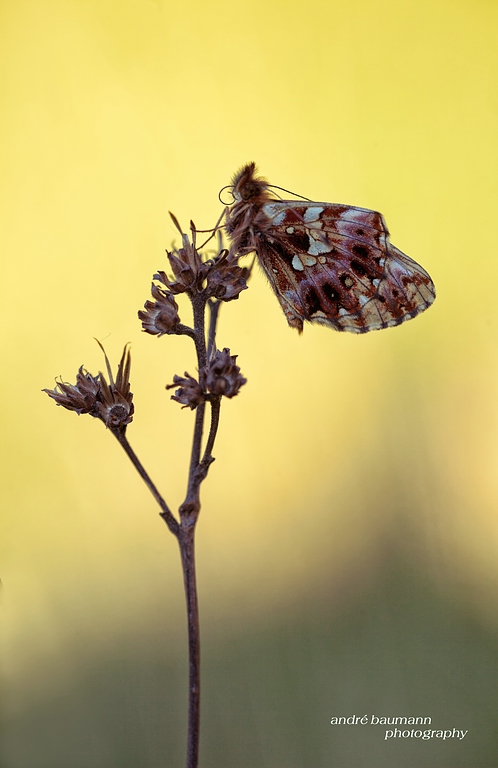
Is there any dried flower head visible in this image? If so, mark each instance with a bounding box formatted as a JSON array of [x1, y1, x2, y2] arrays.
[[96, 342, 134, 431], [205, 250, 250, 301], [151, 216, 250, 303], [43, 367, 101, 416], [44, 343, 134, 433], [167, 372, 204, 410], [155, 214, 206, 295], [203, 348, 246, 398], [139, 284, 180, 336]]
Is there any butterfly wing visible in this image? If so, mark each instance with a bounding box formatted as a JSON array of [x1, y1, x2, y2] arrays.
[[256, 201, 435, 334]]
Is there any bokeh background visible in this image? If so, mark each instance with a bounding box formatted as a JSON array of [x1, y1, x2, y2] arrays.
[[1, 1, 498, 766]]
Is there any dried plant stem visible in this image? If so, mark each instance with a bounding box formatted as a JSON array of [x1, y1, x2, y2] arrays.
[[113, 291, 224, 768], [113, 431, 179, 536], [113, 291, 221, 768], [178, 524, 200, 768], [192, 296, 208, 369], [175, 292, 221, 768], [202, 397, 221, 466], [207, 299, 221, 361]]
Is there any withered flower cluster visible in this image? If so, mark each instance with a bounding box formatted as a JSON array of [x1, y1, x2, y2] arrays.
[[167, 348, 246, 410], [139, 287, 180, 337], [43, 345, 134, 433], [139, 219, 250, 336]]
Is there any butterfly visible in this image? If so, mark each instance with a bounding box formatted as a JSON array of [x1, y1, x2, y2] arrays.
[[224, 163, 435, 334]]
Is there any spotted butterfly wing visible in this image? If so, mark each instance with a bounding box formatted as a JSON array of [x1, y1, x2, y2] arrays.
[[225, 163, 435, 333]]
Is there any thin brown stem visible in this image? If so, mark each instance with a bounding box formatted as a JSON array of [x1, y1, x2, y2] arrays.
[[207, 300, 221, 361], [183, 401, 206, 512], [113, 430, 179, 536], [178, 288, 224, 768], [201, 396, 221, 467], [191, 295, 207, 369], [175, 323, 196, 340], [181, 295, 208, 514], [178, 526, 200, 768]]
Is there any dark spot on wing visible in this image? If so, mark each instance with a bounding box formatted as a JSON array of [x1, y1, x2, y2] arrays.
[[352, 244, 369, 260], [323, 283, 337, 302], [283, 209, 301, 224], [305, 286, 322, 315], [269, 239, 292, 262], [288, 232, 310, 252], [350, 259, 367, 277]]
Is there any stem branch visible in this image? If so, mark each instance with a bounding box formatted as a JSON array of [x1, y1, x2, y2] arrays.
[[207, 299, 221, 361], [201, 396, 221, 467], [114, 431, 179, 536]]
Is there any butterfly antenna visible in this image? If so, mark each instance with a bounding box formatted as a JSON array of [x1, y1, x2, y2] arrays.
[[267, 184, 311, 202], [218, 185, 235, 205]]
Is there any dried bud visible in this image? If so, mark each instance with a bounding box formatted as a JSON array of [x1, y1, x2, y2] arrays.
[[167, 372, 205, 410], [205, 251, 250, 301], [204, 348, 246, 398], [97, 343, 134, 431], [139, 285, 180, 336], [43, 367, 101, 416]]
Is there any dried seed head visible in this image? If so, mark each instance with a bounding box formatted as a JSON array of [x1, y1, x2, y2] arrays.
[[205, 251, 250, 301], [44, 344, 135, 434], [154, 215, 206, 295], [204, 348, 246, 398], [139, 286, 180, 336], [166, 372, 205, 410], [43, 367, 101, 416], [97, 343, 134, 432], [152, 217, 251, 301]]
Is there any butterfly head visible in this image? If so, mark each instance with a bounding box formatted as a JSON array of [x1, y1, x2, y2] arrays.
[[230, 162, 271, 205]]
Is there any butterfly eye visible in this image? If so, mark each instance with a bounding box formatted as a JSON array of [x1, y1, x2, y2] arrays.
[[240, 182, 261, 201]]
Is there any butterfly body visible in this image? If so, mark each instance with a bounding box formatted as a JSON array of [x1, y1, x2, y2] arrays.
[[225, 163, 435, 334]]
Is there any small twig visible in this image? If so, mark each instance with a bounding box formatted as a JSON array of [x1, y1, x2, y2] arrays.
[[201, 396, 221, 467], [181, 295, 208, 516], [182, 402, 206, 516], [207, 299, 221, 361], [191, 295, 207, 370], [175, 323, 197, 340], [113, 430, 179, 536]]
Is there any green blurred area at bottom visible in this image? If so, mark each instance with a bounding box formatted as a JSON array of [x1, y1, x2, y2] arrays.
[[2, 552, 498, 768]]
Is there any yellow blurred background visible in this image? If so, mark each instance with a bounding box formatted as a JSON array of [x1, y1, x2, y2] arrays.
[[1, 0, 498, 765]]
